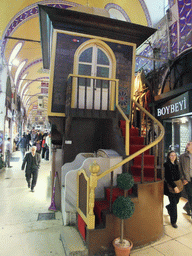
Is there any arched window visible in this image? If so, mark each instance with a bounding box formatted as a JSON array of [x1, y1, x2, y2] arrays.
[[73, 39, 116, 110], [78, 45, 111, 88]]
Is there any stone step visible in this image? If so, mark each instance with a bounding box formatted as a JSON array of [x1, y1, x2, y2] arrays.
[[60, 226, 88, 256]]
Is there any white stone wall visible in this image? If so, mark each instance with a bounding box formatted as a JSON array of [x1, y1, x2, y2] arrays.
[[0, 60, 7, 131], [180, 122, 189, 154]]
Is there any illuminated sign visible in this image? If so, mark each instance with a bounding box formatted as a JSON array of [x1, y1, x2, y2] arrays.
[[156, 92, 189, 119]]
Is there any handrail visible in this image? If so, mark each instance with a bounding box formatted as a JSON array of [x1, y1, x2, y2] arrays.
[[67, 74, 118, 111], [98, 99, 165, 180], [115, 79, 130, 155], [67, 73, 119, 82]]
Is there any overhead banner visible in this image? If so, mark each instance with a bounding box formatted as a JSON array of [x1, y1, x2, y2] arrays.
[[41, 82, 49, 94]]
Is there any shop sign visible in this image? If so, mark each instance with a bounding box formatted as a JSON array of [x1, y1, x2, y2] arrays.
[[156, 92, 189, 119]]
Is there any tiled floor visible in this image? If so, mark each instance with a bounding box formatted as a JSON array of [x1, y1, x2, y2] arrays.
[[131, 190, 192, 255], [0, 151, 65, 256], [1, 150, 192, 255]]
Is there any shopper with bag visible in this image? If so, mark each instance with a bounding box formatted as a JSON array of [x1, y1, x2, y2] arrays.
[[164, 150, 183, 228]]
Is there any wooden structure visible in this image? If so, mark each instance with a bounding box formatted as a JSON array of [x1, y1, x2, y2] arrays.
[[38, 5, 165, 255]]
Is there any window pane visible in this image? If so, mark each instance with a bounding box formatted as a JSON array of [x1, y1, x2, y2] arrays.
[[97, 49, 109, 65], [96, 66, 109, 88], [78, 64, 91, 76], [79, 47, 92, 63], [97, 66, 109, 78], [78, 64, 91, 86]]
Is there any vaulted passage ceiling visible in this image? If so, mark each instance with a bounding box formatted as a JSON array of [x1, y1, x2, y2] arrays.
[[0, 0, 167, 128]]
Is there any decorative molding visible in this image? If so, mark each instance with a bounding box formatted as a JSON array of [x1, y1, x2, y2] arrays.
[[138, 0, 152, 27], [105, 3, 130, 22], [1, 1, 79, 56]]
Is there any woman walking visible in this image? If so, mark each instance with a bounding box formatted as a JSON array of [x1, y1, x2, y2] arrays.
[[164, 151, 183, 228]]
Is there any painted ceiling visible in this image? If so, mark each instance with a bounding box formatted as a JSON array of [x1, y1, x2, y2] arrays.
[[0, 0, 168, 127]]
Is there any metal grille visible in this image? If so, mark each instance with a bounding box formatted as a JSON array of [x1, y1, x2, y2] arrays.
[[37, 213, 55, 221]]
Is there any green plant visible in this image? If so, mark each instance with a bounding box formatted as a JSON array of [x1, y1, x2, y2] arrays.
[[112, 172, 135, 245]]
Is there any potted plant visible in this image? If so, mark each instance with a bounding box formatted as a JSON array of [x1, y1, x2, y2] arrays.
[[112, 172, 135, 256]]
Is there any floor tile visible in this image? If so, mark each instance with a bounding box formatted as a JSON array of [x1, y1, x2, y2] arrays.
[[2, 150, 192, 256], [153, 239, 192, 255], [131, 246, 164, 255]]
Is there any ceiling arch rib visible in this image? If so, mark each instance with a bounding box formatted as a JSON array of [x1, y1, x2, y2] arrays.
[[14, 59, 27, 86], [16, 58, 43, 90], [2, 1, 161, 130], [20, 76, 49, 99], [17, 73, 28, 94], [2, 2, 76, 56], [8, 41, 24, 71]]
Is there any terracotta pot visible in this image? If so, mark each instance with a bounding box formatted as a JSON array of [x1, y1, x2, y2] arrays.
[[113, 237, 133, 256]]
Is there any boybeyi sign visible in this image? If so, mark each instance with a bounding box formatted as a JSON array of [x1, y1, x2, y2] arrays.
[[156, 92, 189, 119]]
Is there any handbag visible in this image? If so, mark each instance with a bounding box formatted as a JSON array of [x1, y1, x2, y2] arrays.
[[167, 179, 183, 194]]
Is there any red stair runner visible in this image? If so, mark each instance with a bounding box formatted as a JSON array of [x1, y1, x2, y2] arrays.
[[92, 122, 157, 228]]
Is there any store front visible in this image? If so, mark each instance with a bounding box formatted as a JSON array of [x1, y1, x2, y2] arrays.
[[156, 91, 192, 158]]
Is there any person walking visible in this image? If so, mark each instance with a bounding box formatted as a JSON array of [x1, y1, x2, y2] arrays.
[[17, 134, 27, 160], [34, 130, 42, 153], [31, 129, 36, 145], [41, 135, 47, 159], [5, 137, 12, 168], [21, 146, 41, 192], [45, 133, 51, 161], [179, 141, 192, 217], [26, 131, 31, 151], [164, 151, 183, 228]]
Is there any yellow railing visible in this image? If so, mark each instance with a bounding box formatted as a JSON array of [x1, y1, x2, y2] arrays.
[[67, 74, 129, 154], [76, 99, 165, 229], [67, 74, 118, 111], [74, 74, 165, 230], [98, 99, 165, 180], [77, 162, 101, 229], [115, 80, 130, 156]]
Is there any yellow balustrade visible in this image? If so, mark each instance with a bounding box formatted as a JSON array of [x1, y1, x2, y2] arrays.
[[75, 75, 165, 231], [77, 161, 100, 230]]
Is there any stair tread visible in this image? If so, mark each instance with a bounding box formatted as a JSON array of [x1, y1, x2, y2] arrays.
[[132, 165, 154, 168], [135, 155, 154, 158], [133, 176, 160, 182]]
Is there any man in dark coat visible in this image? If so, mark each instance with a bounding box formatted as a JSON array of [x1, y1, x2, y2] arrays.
[[21, 146, 41, 192]]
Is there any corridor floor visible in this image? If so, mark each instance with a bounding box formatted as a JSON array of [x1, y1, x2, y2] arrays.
[[0, 150, 65, 256], [1, 150, 192, 255]]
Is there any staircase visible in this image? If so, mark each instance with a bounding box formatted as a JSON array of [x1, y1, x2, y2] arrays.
[[94, 186, 132, 227], [84, 122, 157, 230], [75, 119, 163, 255], [120, 121, 156, 182]]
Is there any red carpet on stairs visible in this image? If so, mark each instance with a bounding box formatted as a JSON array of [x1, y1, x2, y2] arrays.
[[80, 122, 158, 236], [94, 187, 132, 224], [120, 121, 156, 180]]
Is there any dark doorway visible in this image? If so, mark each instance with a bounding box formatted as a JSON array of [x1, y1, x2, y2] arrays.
[[174, 122, 180, 155]]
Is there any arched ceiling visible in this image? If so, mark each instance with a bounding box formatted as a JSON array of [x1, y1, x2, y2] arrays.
[[0, 0, 166, 128]]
